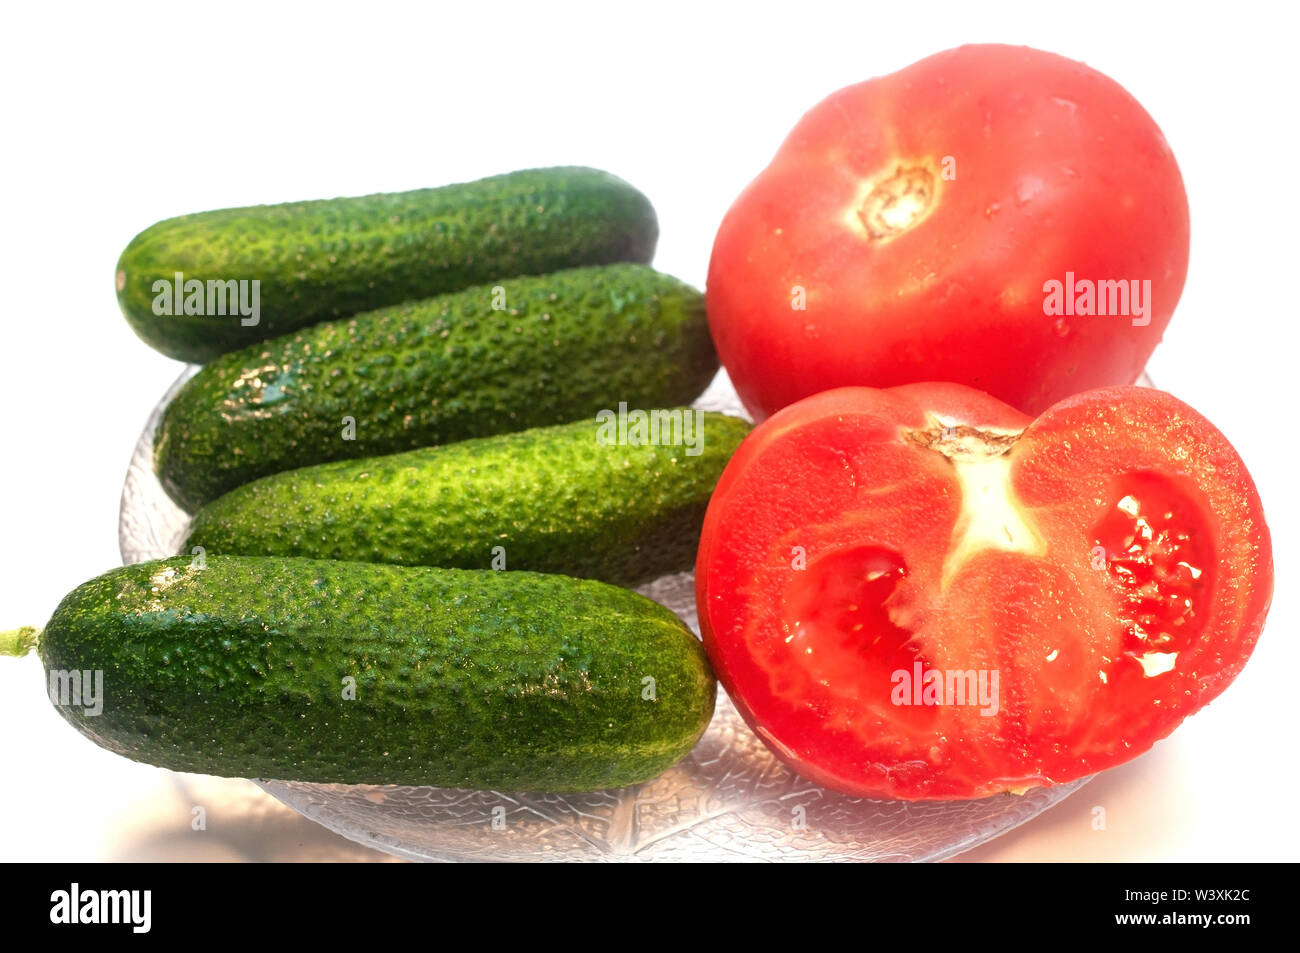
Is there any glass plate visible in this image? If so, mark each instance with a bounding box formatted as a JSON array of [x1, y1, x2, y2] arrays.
[[119, 368, 1096, 862]]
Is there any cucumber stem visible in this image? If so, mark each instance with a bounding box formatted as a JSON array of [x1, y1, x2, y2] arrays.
[[0, 627, 40, 657]]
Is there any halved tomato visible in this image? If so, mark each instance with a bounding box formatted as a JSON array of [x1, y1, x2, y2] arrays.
[[695, 384, 1272, 800]]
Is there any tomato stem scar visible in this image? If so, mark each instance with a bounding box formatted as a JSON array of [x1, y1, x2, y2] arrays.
[[855, 164, 938, 240]]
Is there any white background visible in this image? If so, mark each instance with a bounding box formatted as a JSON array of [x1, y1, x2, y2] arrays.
[[0, 0, 1294, 861]]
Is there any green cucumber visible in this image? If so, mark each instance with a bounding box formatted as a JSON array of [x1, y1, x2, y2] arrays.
[[154, 264, 718, 512], [116, 167, 658, 362], [29, 556, 715, 791], [186, 411, 751, 586]]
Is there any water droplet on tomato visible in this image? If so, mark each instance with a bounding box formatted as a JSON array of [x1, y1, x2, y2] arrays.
[[1016, 177, 1044, 206]]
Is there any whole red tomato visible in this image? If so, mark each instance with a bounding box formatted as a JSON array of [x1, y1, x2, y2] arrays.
[[707, 44, 1190, 420], [695, 384, 1271, 800]]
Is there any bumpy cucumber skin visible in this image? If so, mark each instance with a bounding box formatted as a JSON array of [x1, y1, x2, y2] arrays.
[[186, 412, 751, 587], [116, 167, 659, 362], [154, 264, 718, 512], [38, 557, 716, 791]]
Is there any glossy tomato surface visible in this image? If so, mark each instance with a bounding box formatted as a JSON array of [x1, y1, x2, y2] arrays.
[[695, 384, 1271, 800], [708, 45, 1190, 420]]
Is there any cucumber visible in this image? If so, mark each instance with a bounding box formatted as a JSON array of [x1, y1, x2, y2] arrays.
[[30, 556, 716, 791], [154, 264, 718, 512], [115, 167, 658, 362], [186, 412, 752, 586]]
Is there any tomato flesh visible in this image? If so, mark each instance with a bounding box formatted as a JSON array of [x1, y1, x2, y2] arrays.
[[1094, 472, 1210, 662], [696, 384, 1271, 800]]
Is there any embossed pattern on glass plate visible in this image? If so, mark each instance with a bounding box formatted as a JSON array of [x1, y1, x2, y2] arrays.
[[120, 367, 1098, 862]]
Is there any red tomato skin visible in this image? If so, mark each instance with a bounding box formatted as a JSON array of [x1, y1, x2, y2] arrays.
[[695, 384, 1272, 801], [707, 44, 1191, 420]]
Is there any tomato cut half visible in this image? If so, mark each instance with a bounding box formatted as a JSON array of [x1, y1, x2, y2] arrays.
[[695, 384, 1272, 800]]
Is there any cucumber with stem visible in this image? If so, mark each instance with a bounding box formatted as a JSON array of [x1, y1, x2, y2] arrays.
[[13, 556, 717, 792]]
